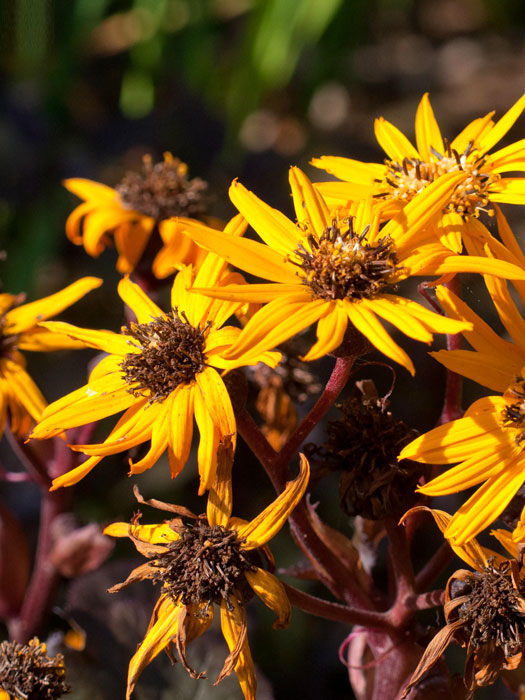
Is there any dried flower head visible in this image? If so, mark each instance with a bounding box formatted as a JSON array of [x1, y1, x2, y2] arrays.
[[104, 453, 310, 700], [0, 638, 70, 699], [308, 380, 422, 519]]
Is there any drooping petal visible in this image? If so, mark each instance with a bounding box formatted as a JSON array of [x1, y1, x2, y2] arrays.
[[245, 568, 291, 628], [5, 277, 103, 334], [345, 301, 415, 375], [167, 385, 194, 479], [3, 360, 46, 422], [37, 321, 133, 355], [50, 456, 103, 491], [364, 297, 433, 343], [415, 93, 445, 161], [195, 367, 236, 446], [219, 598, 256, 700], [207, 434, 234, 527], [435, 210, 464, 253], [193, 386, 220, 494], [234, 454, 309, 549], [128, 400, 170, 474], [300, 302, 348, 362], [126, 595, 183, 700], [82, 208, 138, 258]]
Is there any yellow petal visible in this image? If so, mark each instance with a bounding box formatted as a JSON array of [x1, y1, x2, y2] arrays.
[[300, 302, 348, 361], [487, 138, 525, 171], [380, 294, 471, 335], [5, 277, 102, 334], [345, 301, 415, 374], [484, 273, 525, 354], [65, 201, 96, 244], [207, 434, 234, 527], [435, 210, 463, 254], [374, 117, 420, 161], [219, 598, 256, 700], [418, 447, 509, 496], [195, 367, 236, 445], [399, 411, 508, 464], [17, 327, 91, 352], [234, 454, 309, 549], [494, 205, 525, 268], [191, 282, 302, 304], [32, 375, 134, 439], [289, 166, 330, 234], [245, 568, 291, 629], [3, 360, 46, 422], [194, 386, 220, 494], [83, 208, 138, 257], [310, 155, 386, 185], [430, 349, 518, 393], [477, 94, 525, 154], [415, 93, 445, 161], [37, 321, 132, 355], [445, 454, 525, 544], [64, 178, 118, 202], [128, 400, 170, 474], [229, 179, 299, 256], [126, 595, 183, 700], [490, 528, 518, 558], [104, 521, 178, 544], [221, 294, 327, 361], [489, 177, 525, 204], [182, 217, 298, 284], [167, 385, 194, 479], [450, 111, 495, 153], [364, 297, 433, 343], [50, 456, 103, 491], [118, 276, 163, 323]]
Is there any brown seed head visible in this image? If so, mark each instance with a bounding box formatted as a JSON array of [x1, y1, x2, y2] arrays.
[[0, 638, 71, 699]]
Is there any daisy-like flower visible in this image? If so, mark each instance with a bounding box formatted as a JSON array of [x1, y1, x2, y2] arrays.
[[65, 153, 209, 274], [0, 277, 102, 438], [30, 216, 280, 493], [312, 93, 525, 253], [401, 508, 525, 699], [0, 637, 71, 699], [103, 452, 310, 700], [399, 273, 525, 544], [180, 167, 525, 375]]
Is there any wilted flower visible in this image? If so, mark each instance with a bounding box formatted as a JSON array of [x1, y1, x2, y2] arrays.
[[0, 637, 70, 699]]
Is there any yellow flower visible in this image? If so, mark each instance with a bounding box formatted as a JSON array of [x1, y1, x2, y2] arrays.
[[399, 266, 525, 543], [312, 93, 525, 253], [104, 453, 310, 700], [30, 217, 280, 493], [401, 507, 524, 699], [64, 153, 209, 274], [180, 167, 525, 375], [0, 277, 101, 438]]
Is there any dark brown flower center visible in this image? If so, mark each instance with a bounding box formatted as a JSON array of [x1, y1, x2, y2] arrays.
[[152, 520, 258, 613], [306, 384, 421, 519], [292, 219, 401, 301], [451, 562, 525, 658], [120, 310, 209, 402], [0, 638, 70, 699], [379, 139, 498, 219], [116, 153, 209, 221]]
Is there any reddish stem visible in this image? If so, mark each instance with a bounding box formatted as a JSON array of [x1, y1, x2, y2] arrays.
[[415, 541, 453, 593]]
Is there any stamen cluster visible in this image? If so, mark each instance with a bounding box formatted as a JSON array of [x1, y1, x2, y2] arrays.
[[294, 219, 400, 301], [451, 562, 525, 658], [502, 377, 525, 443], [116, 154, 209, 221], [0, 638, 70, 699], [152, 519, 257, 612], [382, 140, 498, 218], [121, 311, 209, 401]]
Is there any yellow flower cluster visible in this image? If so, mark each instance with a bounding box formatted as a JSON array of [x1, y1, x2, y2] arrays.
[[7, 93, 525, 699]]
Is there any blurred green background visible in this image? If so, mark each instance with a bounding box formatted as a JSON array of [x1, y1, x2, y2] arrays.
[[2, 1, 525, 698]]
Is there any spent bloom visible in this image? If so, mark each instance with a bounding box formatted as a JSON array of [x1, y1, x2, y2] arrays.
[[0, 637, 70, 699], [313, 93, 525, 253], [30, 217, 279, 493], [104, 452, 310, 700]]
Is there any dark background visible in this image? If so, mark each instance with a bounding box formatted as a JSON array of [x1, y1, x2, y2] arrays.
[[1, 1, 525, 697]]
